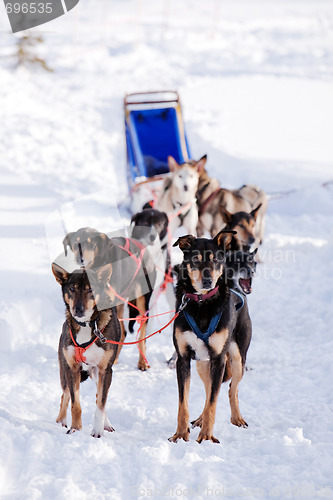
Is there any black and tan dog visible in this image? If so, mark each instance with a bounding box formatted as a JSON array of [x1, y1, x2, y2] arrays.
[[224, 248, 257, 295], [168, 232, 252, 444], [219, 205, 262, 252], [52, 263, 120, 437], [63, 226, 157, 371]]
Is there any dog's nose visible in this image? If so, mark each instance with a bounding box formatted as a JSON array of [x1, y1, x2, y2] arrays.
[[202, 277, 212, 289], [75, 304, 85, 317], [249, 236, 255, 245], [184, 185, 188, 191], [150, 234, 156, 243]]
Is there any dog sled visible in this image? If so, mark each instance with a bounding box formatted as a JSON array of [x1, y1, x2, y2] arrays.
[[124, 90, 191, 213]]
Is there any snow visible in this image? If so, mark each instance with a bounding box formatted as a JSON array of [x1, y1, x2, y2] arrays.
[[1, 0, 333, 498]]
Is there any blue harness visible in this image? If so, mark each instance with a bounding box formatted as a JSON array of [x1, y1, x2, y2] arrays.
[[182, 288, 244, 346]]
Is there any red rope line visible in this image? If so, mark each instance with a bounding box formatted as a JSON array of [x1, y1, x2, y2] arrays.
[[103, 312, 179, 346]]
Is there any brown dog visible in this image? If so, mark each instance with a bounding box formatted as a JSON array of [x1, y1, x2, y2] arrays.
[[196, 164, 268, 244], [52, 263, 120, 437]]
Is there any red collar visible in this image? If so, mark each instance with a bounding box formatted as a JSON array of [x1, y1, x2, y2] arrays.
[[185, 286, 219, 302]]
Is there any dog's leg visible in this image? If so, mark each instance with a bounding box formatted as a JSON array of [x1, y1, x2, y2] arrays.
[[56, 355, 70, 427], [136, 295, 150, 371], [183, 207, 198, 237], [56, 387, 70, 427], [114, 303, 125, 364], [168, 353, 191, 442], [104, 415, 115, 433], [191, 360, 211, 429], [92, 355, 115, 438], [196, 357, 224, 444], [67, 367, 82, 434], [196, 220, 205, 237], [61, 349, 82, 433], [228, 342, 248, 428]]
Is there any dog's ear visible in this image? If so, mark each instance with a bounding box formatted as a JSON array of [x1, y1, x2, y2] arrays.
[[195, 155, 207, 174], [173, 235, 196, 251], [251, 203, 262, 221], [162, 211, 169, 229], [168, 156, 180, 172], [62, 232, 75, 256], [96, 263, 113, 285], [98, 264, 114, 301], [213, 230, 236, 252], [131, 213, 140, 225], [52, 263, 69, 285], [219, 206, 233, 225], [95, 233, 110, 262]]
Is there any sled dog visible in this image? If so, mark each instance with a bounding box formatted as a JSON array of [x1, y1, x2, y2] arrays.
[[169, 232, 252, 443]]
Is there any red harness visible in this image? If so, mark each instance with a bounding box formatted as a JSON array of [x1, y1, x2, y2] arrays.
[[69, 326, 102, 364], [113, 238, 147, 295]]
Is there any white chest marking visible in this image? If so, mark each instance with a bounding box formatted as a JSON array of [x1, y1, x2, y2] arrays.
[[182, 330, 209, 362], [75, 325, 105, 367]]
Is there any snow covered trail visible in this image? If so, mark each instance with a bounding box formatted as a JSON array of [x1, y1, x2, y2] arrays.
[[1, 171, 333, 498], [1, 0, 333, 498]]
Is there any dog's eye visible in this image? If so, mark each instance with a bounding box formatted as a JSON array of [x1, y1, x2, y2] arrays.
[[192, 255, 200, 263], [212, 257, 218, 264], [69, 285, 75, 292]]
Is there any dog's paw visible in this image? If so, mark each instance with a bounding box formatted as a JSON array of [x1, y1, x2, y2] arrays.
[[166, 351, 177, 369], [56, 417, 67, 428], [191, 416, 203, 429], [66, 427, 79, 435], [104, 424, 115, 433], [91, 429, 103, 438], [196, 431, 220, 444], [167, 359, 177, 370], [231, 416, 248, 428], [168, 428, 190, 443], [138, 359, 150, 371], [104, 416, 115, 433]]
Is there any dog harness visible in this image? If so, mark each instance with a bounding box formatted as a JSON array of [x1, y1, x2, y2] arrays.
[[69, 320, 107, 364], [171, 201, 193, 227], [181, 288, 244, 346], [198, 188, 221, 216], [183, 309, 223, 346], [113, 238, 147, 295]]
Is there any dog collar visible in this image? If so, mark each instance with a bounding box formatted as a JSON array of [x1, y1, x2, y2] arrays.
[[185, 286, 219, 302]]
